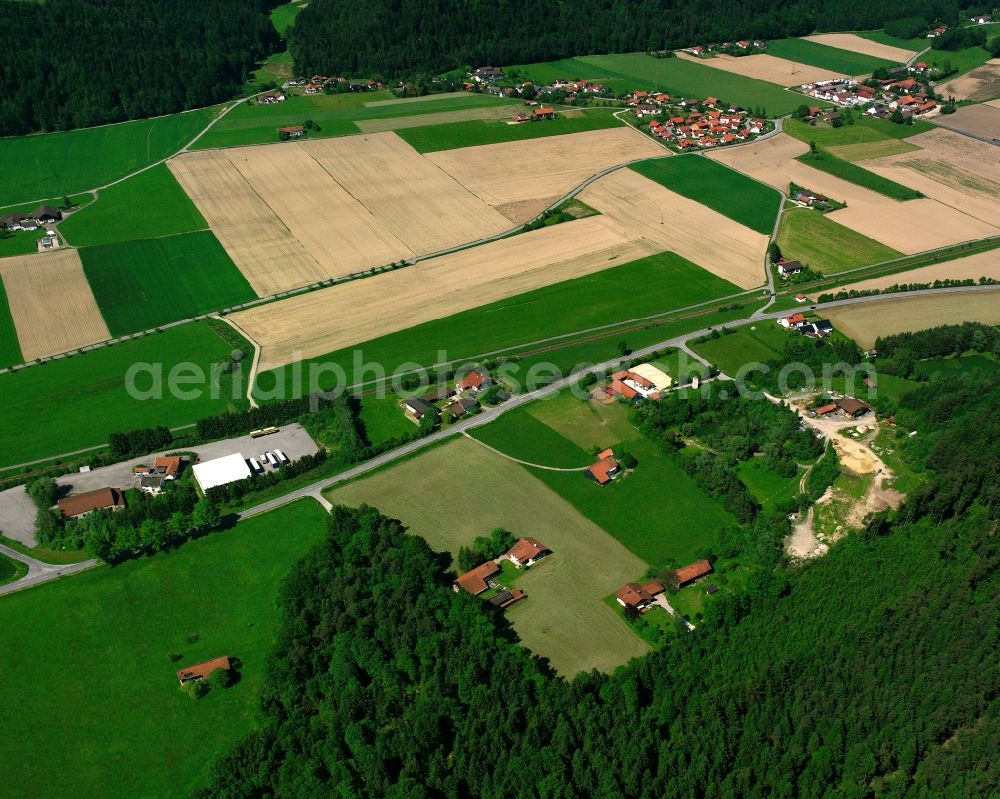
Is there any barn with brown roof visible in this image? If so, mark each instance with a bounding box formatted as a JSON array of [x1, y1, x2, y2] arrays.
[[453, 561, 501, 595], [675, 559, 713, 587], [57, 487, 126, 519], [176, 656, 232, 685], [615, 580, 665, 611]]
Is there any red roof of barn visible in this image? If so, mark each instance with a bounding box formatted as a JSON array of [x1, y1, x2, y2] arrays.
[[675, 559, 713, 586], [455, 561, 500, 595]]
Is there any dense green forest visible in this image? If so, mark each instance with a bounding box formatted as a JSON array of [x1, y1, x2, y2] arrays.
[[289, 0, 963, 77], [0, 0, 279, 135], [196, 349, 999, 797]]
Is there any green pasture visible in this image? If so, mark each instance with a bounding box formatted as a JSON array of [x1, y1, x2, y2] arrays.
[[631, 155, 781, 235], [60, 164, 207, 247], [79, 231, 256, 336], [0, 107, 219, 206], [0, 320, 249, 468], [777, 208, 902, 274], [767, 38, 899, 74], [0, 500, 330, 799], [0, 278, 21, 368]]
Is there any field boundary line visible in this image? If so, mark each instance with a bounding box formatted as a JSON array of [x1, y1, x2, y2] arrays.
[[461, 432, 589, 471]]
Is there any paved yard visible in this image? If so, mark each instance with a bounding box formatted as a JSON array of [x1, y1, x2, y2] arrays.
[[55, 424, 320, 495], [0, 486, 39, 547]]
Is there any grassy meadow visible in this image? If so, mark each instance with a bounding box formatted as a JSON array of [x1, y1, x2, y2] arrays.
[[783, 116, 932, 149], [59, 164, 208, 247], [0, 500, 330, 799], [0, 320, 249, 468], [79, 231, 256, 335], [0, 278, 21, 368], [326, 437, 651, 675], [737, 459, 803, 509], [516, 52, 809, 115], [396, 108, 623, 152], [777, 208, 902, 274], [797, 148, 923, 201], [689, 323, 793, 376], [470, 409, 598, 467], [0, 107, 218, 206], [631, 155, 781, 235], [254, 251, 742, 395], [767, 38, 899, 73], [270, 0, 304, 34], [192, 90, 515, 149]]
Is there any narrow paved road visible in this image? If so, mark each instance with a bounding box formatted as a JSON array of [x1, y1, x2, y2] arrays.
[[0, 542, 98, 597]]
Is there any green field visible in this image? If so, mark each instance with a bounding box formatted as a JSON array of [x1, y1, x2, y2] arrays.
[[915, 353, 999, 379], [631, 155, 781, 235], [517, 52, 810, 115], [767, 38, 899, 74], [255, 251, 741, 395], [0, 551, 27, 585], [358, 394, 418, 446], [0, 107, 219, 207], [79, 231, 256, 336], [192, 91, 515, 149], [689, 323, 792, 375], [798, 148, 923, 201], [737, 459, 802, 509], [0, 500, 329, 799], [270, 0, 303, 34], [326, 437, 651, 675], [856, 31, 997, 78], [777, 208, 902, 274], [527, 390, 642, 451], [0, 320, 249, 468], [0, 227, 46, 257], [784, 116, 932, 149], [59, 165, 208, 247], [470, 410, 598, 467], [396, 108, 623, 152], [0, 277, 22, 368]]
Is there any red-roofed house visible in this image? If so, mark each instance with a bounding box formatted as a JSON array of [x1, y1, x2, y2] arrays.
[[176, 656, 231, 685], [534, 107, 555, 119], [814, 402, 838, 416], [456, 370, 492, 392], [703, 96, 719, 107], [453, 561, 501, 595], [779, 313, 807, 328], [504, 537, 551, 567], [615, 580, 665, 611], [586, 454, 621, 486], [58, 487, 126, 519], [675, 559, 713, 587]]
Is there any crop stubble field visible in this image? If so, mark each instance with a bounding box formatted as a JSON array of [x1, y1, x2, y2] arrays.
[[817, 249, 1000, 295], [936, 59, 1000, 101], [326, 437, 650, 675], [708, 133, 999, 253], [231, 214, 659, 369], [579, 168, 768, 288], [674, 51, 846, 86], [0, 249, 110, 360], [802, 33, 917, 62], [825, 290, 1000, 348], [859, 129, 1000, 228]]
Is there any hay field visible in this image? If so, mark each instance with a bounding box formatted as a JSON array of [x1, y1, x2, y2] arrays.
[[803, 33, 916, 63], [819, 249, 1000, 296], [708, 133, 999, 253], [827, 139, 920, 162], [355, 105, 522, 132], [825, 290, 1000, 348], [579, 168, 767, 288], [676, 51, 846, 85], [0, 250, 109, 360], [231, 214, 658, 369], [425, 127, 663, 208], [221, 143, 413, 279], [860, 129, 1000, 228], [168, 151, 326, 296], [937, 59, 1000, 101], [325, 437, 650, 675], [300, 133, 511, 253], [495, 196, 565, 224]]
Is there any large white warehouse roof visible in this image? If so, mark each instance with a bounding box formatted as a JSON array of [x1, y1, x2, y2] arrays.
[[192, 452, 252, 492]]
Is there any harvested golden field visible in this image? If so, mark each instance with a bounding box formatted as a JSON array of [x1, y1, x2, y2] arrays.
[[355, 105, 522, 132], [825, 290, 1000, 348], [168, 151, 327, 296], [425, 127, 664, 207], [708, 133, 999, 253], [861, 129, 1000, 228], [937, 59, 1000, 101], [0, 250, 109, 360], [819, 249, 1000, 296], [579, 168, 768, 289], [300, 133, 511, 254], [326, 437, 650, 675], [231, 214, 658, 369], [676, 51, 846, 85], [222, 143, 413, 278], [827, 139, 920, 162], [803, 33, 917, 62]]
